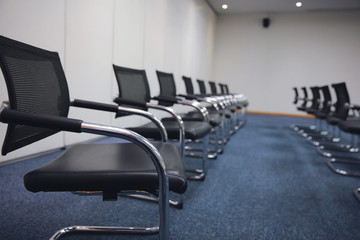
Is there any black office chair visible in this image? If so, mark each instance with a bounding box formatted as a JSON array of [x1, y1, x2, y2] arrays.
[[315, 82, 358, 157], [220, 82, 248, 128], [305, 85, 333, 145], [155, 70, 223, 157], [112, 65, 213, 181], [183, 77, 231, 143], [297, 87, 310, 112], [209, 80, 247, 131], [327, 116, 360, 178], [290, 86, 319, 133], [292, 87, 299, 105], [0, 35, 187, 240], [297, 86, 321, 137]]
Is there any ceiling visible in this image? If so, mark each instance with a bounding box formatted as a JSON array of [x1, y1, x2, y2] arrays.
[[206, 0, 360, 14]]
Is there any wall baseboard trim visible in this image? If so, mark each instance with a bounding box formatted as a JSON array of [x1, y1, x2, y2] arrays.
[[248, 111, 314, 118]]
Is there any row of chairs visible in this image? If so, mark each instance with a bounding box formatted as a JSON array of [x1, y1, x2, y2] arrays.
[[290, 83, 360, 201], [0, 35, 248, 239]]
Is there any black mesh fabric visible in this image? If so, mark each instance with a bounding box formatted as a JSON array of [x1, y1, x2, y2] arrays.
[[182, 76, 194, 94], [300, 87, 308, 108], [113, 65, 151, 108], [219, 84, 225, 94], [197, 80, 206, 94], [320, 85, 331, 113], [309, 87, 320, 111], [332, 82, 350, 120], [0, 36, 70, 155], [293, 87, 299, 104], [156, 70, 176, 97], [224, 84, 229, 94], [156, 70, 177, 107], [208, 81, 217, 95]]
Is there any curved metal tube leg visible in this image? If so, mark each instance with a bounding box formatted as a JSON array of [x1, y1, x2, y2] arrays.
[[50, 225, 159, 240], [327, 158, 360, 177]]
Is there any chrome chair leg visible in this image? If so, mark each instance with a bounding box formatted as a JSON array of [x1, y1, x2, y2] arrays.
[[184, 135, 208, 181], [50, 225, 159, 240], [327, 157, 360, 177], [122, 192, 184, 209], [353, 187, 360, 203], [317, 145, 359, 158]]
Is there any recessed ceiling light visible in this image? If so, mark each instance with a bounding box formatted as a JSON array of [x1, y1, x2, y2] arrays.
[[222, 4, 228, 10], [296, 2, 302, 7]]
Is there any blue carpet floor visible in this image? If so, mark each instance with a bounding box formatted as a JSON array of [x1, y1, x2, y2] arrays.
[[0, 114, 360, 239]]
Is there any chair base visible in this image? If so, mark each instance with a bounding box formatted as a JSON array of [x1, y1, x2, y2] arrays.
[[185, 168, 205, 180], [353, 187, 360, 203], [73, 191, 184, 209], [50, 225, 159, 240], [327, 157, 360, 177], [290, 124, 316, 132], [317, 145, 359, 158], [122, 192, 184, 209]]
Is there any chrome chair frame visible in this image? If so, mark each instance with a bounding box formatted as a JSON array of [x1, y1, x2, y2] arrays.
[[0, 103, 170, 240], [72, 99, 186, 209]]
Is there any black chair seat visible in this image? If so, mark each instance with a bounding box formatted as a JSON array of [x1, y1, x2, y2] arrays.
[[338, 119, 360, 134], [326, 115, 343, 125], [128, 121, 212, 140], [306, 108, 317, 114], [297, 106, 306, 111], [314, 111, 328, 119], [24, 142, 187, 194], [163, 112, 222, 127]]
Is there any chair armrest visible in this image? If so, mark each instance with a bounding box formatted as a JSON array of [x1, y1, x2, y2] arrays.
[[146, 103, 185, 157], [71, 99, 168, 142], [0, 108, 82, 133], [113, 97, 148, 111], [72, 99, 119, 113], [152, 96, 209, 122]]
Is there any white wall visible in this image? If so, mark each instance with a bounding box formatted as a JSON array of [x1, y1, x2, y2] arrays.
[[0, 0, 216, 162], [0, 0, 66, 161], [213, 10, 360, 114]]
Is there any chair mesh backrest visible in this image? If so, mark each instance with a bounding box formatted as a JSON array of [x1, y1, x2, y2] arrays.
[[208, 81, 217, 95], [331, 82, 350, 119], [155, 70, 178, 107], [319, 85, 332, 113], [0, 36, 70, 155], [309, 87, 320, 110], [219, 84, 225, 94], [197, 80, 206, 94], [224, 84, 229, 94], [300, 87, 308, 107], [293, 87, 299, 104], [113, 65, 151, 104], [182, 76, 194, 94]]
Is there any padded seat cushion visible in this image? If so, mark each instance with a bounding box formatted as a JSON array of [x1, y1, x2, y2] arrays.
[[314, 111, 328, 119], [24, 142, 187, 194], [297, 106, 306, 111], [163, 112, 222, 127], [306, 108, 317, 114], [128, 121, 212, 140], [326, 115, 343, 125], [338, 119, 360, 134]]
